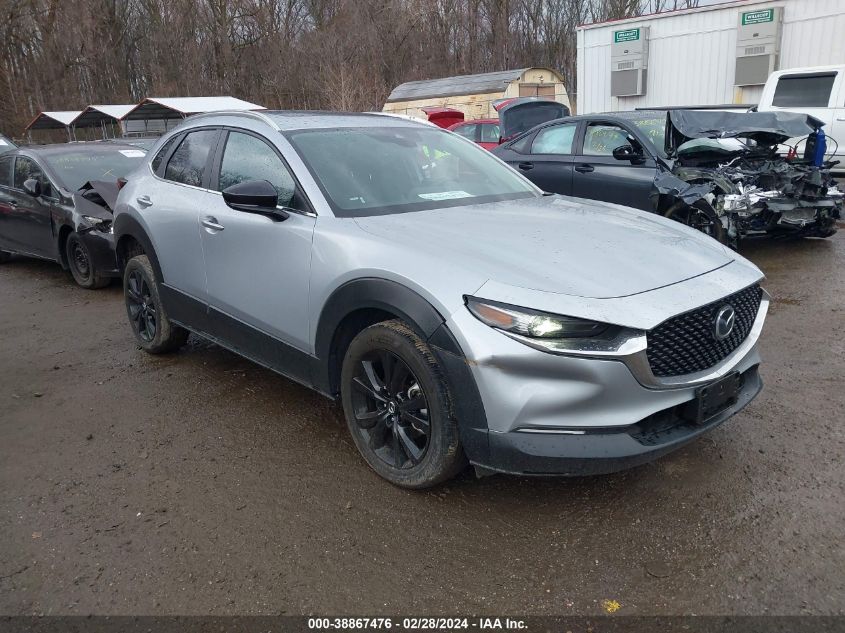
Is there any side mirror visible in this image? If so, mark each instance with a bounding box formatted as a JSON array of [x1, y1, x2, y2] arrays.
[[612, 144, 642, 162], [222, 180, 288, 221], [23, 178, 41, 197]]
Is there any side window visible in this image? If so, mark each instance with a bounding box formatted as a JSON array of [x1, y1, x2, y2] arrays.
[[14, 157, 42, 189], [0, 155, 12, 187], [164, 129, 218, 187], [151, 135, 180, 174], [531, 123, 578, 155], [453, 124, 477, 140], [772, 73, 836, 108], [217, 131, 299, 209], [509, 133, 533, 154], [583, 124, 630, 156], [479, 123, 500, 143]]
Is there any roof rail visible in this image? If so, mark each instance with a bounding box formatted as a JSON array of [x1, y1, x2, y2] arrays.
[[183, 109, 280, 131]]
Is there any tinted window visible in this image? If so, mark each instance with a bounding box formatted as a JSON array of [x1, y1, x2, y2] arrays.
[[14, 157, 42, 189], [164, 129, 218, 187], [217, 132, 298, 208], [151, 135, 180, 173], [42, 148, 145, 191], [0, 155, 12, 187], [531, 123, 577, 154], [287, 126, 538, 217], [773, 73, 836, 108], [583, 124, 629, 156], [453, 124, 477, 140], [479, 123, 500, 143]]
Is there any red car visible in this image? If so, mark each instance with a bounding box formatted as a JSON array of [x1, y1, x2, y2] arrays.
[[420, 107, 465, 129], [447, 119, 501, 150]]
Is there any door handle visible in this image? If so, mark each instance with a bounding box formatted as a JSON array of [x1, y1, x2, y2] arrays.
[[836, 117, 845, 122], [136, 195, 153, 207], [574, 164, 595, 173], [517, 161, 534, 171], [201, 216, 225, 232]]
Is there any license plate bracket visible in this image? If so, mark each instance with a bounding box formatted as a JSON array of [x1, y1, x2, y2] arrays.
[[683, 372, 741, 425]]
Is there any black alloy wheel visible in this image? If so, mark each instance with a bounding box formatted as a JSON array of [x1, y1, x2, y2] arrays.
[[126, 268, 157, 342], [350, 350, 431, 469], [340, 319, 465, 488]]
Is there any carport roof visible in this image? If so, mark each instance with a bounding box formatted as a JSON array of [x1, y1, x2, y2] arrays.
[[25, 110, 83, 131], [121, 96, 264, 121], [71, 104, 136, 127]]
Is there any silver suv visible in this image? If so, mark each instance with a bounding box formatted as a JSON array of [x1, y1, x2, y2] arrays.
[[113, 111, 769, 488]]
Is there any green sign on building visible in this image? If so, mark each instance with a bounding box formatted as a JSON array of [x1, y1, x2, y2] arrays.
[[741, 9, 774, 25], [614, 28, 640, 43]]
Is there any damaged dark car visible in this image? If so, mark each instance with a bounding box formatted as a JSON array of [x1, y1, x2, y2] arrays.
[[492, 109, 842, 247], [0, 142, 146, 288]]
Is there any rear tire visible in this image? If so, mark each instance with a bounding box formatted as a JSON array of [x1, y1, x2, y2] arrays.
[[340, 319, 466, 488], [123, 254, 189, 354], [66, 232, 109, 289], [664, 200, 727, 245]]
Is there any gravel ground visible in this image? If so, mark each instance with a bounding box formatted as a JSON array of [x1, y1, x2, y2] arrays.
[[0, 233, 843, 616]]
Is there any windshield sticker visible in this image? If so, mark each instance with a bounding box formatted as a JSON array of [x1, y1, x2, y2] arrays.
[[118, 149, 145, 158], [0, 139, 8, 146], [417, 191, 472, 201]]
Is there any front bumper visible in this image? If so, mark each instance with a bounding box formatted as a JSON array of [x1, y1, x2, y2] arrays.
[[444, 289, 768, 476], [79, 228, 119, 277], [480, 364, 760, 476]]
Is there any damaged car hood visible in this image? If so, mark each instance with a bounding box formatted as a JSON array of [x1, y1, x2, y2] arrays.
[[72, 180, 121, 219], [666, 110, 824, 155], [355, 195, 733, 299]]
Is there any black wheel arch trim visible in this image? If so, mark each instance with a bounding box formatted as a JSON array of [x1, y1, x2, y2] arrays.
[[314, 278, 458, 364], [314, 278, 491, 463], [113, 214, 164, 281]]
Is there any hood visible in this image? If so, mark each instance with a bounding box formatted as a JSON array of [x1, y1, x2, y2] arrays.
[[494, 98, 570, 140], [666, 110, 825, 155], [72, 180, 121, 218], [354, 196, 733, 299]]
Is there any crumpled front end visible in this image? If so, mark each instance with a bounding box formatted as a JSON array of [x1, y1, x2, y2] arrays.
[[652, 110, 843, 246], [671, 159, 842, 245]]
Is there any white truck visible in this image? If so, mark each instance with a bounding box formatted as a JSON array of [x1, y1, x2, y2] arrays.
[[758, 65, 845, 174]]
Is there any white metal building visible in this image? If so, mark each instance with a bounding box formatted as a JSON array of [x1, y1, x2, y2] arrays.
[[576, 0, 845, 114]]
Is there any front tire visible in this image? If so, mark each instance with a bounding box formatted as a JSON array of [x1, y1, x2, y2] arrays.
[[664, 200, 727, 245], [123, 254, 189, 354], [0, 250, 11, 264], [66, 232, 109, 289], [340, 319, 466, 488]]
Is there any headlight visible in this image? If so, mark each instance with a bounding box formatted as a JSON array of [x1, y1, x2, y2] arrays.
[[82, 216, 113, 233], [465, 297, 608, 338], [465, 296, 645, 357]]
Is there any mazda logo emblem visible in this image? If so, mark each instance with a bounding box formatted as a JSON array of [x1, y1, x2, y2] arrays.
[[714, 305, 736, 341]]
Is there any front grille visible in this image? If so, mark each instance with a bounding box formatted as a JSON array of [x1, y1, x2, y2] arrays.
[[646, 284, 763, 377]]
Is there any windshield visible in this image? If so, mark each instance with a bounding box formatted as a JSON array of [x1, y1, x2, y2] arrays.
[[286, 126, 539, 216], [42, 147, 146, 190], [628, 115, 667, 156]]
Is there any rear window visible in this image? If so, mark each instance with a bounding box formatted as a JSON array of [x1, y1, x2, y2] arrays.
[[164, 129, 218, 187], [772, 73, 836, 108]]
